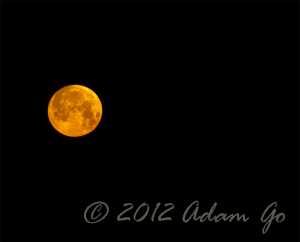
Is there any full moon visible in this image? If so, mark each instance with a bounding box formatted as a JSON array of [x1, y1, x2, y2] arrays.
[[48, 84, 103, 137]]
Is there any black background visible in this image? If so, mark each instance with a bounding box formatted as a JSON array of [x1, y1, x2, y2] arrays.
[[0, 1, 298, 241]]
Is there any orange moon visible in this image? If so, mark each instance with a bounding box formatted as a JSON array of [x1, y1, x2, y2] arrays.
[[48, 84, 103, 137]]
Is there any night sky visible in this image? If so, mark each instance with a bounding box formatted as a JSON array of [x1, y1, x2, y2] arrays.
[[1, 1, 298, 241]]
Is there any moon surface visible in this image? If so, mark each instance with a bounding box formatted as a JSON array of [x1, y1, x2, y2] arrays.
[[48, 84, 103, 137]]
